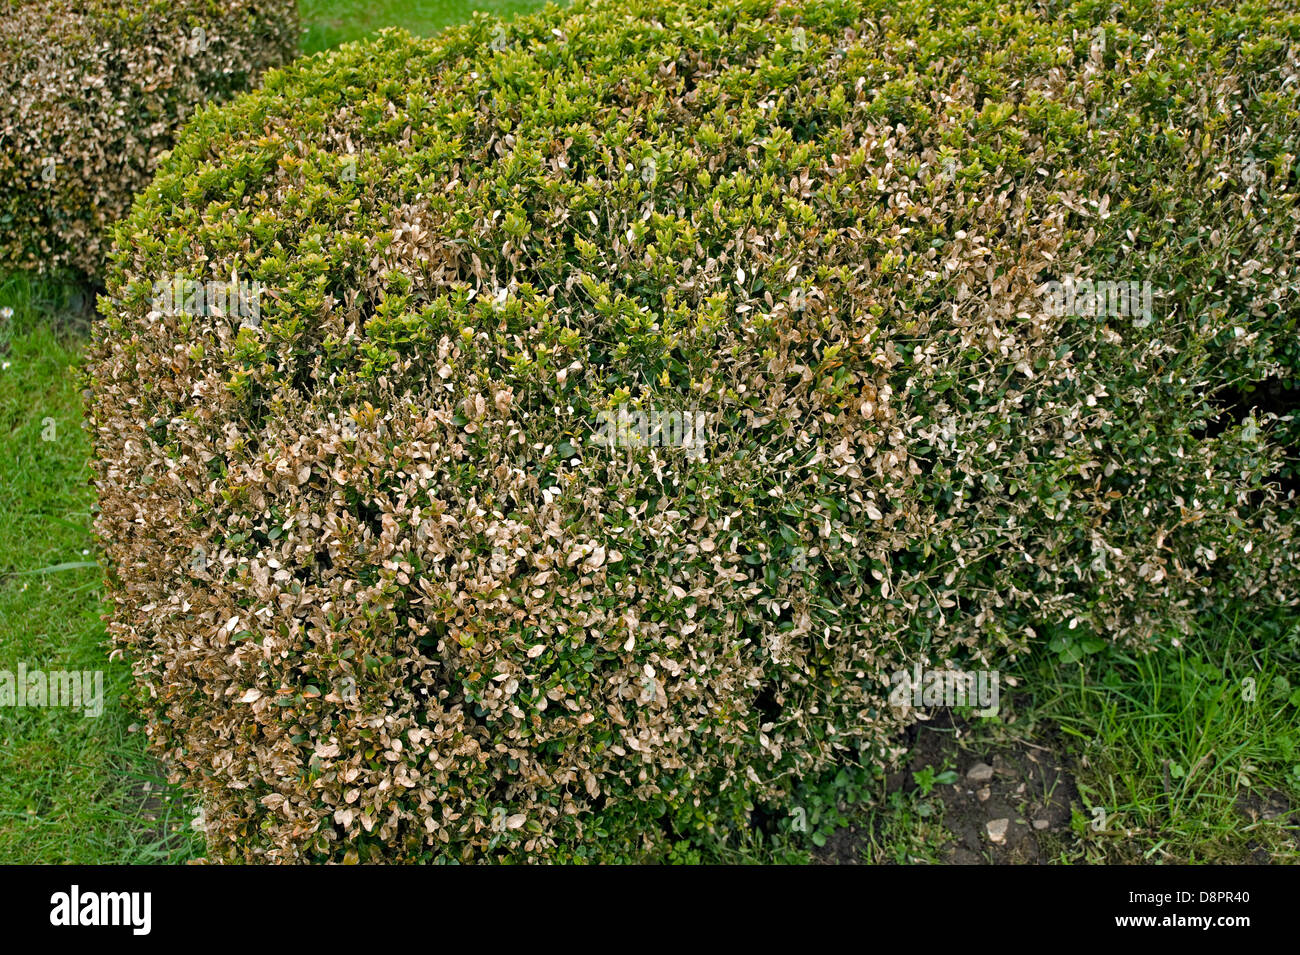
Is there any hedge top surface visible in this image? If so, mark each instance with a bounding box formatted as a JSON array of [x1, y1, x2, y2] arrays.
[[90, 0, 1299, 861]]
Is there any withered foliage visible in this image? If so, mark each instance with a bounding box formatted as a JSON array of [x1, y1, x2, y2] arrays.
[[88, 0, 1299, 862], [0, 0, 298, 278]]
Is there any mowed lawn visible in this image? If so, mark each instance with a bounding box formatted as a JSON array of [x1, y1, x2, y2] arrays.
[[0, 278, 202, 863], [299, 0, 553, 53]]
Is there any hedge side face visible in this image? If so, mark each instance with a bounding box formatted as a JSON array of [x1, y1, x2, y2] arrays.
[[89, 0, 1299, 862], [0, 0, 299, 279]]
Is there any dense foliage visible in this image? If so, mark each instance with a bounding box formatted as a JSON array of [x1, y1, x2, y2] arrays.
[[0, 0, 298, 278], [89, 0, 1299, 862]]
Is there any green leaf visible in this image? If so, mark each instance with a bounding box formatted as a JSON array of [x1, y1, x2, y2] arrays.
[[4, 561, 98, 576]]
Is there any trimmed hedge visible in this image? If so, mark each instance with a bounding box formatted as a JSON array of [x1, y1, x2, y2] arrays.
[[89, 0, 1299, 862], [0, 0, 298, 279]]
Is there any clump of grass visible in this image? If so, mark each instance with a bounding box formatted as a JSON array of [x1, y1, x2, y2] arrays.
[[1015, 612, 1300, 863]]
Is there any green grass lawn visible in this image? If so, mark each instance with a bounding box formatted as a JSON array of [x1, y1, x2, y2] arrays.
[[0, 277, 202, 863], [298, 0, 554, 54], [1, 0, 1297, 864]]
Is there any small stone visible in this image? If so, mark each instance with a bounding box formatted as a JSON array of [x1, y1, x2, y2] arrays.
[[986, 818, 1009, 844], [976, 786, 991, 802], [1033, 818, 1050, 830], [967, 762, 994, 783]]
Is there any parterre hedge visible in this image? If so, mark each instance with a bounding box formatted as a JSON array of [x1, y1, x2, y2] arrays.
[[89, 0, 1300, 862], [0, 0, 298, 278]]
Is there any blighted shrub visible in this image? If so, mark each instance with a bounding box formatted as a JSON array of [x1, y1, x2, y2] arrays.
[[0, 0, 298, 279], [88, 0, 1300, 862]]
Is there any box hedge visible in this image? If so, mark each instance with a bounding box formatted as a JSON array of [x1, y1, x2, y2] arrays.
[[0, 0, 298, 279], [88, 0, 1299, 862]]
